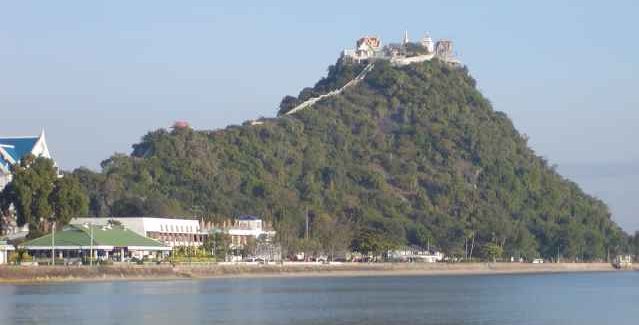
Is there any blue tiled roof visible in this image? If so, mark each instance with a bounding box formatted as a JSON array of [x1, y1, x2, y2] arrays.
[[0, 137, 39, 163], [238, 215, 260, 221], [0, 155, 9, 171], [0, 159, 8, 172]]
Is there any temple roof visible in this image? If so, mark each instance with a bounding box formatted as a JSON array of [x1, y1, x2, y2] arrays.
[[0, 137, 39, 163], [0, 155, 9, 172], [238, 215, 260, 221], [0, 131, 50, 173]]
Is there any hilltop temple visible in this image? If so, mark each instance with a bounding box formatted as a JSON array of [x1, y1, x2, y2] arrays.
[[341, 31, 460, 66]]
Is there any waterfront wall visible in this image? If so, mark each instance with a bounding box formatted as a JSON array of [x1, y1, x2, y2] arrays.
[[0, 262, 627, 284]]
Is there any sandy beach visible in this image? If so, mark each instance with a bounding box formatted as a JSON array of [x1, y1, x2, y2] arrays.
[[0, 262, 634, 284]]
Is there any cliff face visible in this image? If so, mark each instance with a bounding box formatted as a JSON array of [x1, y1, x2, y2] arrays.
[[75, 59, 625, 260]]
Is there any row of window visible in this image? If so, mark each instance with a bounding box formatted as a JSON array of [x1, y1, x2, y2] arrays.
[[158, 224, 200, 233], [152, 233, 205, 243]]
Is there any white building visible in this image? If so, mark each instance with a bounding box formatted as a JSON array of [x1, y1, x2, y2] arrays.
[[342, 36, 382, 62], [0, 241, 14, 265], [341, 31, 460, 66], [388, 245, 444, 263], [71, 217, 208, 247], [421, 33, 435, 53], [226, 216, 275, 248]]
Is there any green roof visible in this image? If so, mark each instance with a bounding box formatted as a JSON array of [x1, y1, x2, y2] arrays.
[[22, 224, 168, 249], [0, 240, 13, 249]]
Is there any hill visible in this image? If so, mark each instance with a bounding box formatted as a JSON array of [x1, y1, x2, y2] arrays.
[[73, 59, 626, 260]]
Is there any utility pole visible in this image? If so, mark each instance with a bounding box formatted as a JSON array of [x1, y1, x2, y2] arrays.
[[557, 245, 561, 263], [51, 222, 55, 266], [305, 207, 309, 240]]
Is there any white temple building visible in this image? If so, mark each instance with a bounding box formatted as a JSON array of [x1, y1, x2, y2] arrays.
[[0, 130, 54, 191], [341, 30, 460, 66], [421, 34, 435, 53]]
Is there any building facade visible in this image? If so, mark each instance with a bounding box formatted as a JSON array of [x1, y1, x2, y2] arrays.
[[71, 217, 208, 247], [421, 34, 435, 53], [342, 36, 382, 62], [20, 224, 171, 262], [226, 216, 275, 248], [0, 241, 14, 264], [200, 216, 276, 249], [341, 31, 460, 66]]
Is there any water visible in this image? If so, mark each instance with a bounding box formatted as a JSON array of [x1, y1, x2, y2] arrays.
[[0, 272, 637, 325]]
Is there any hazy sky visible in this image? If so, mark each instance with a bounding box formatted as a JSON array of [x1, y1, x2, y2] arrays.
[[1, 1, 637, 231]]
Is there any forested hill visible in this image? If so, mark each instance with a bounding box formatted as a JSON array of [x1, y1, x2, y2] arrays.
[[73, 59, 627, 260]]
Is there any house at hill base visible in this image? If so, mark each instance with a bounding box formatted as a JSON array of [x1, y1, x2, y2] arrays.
[[71, 217, 207, 248], [20, 224, 171, 262], [613, 255, 633, 269], [201, 215, 276, 249], [0, 241, 15, 264], [227, 215, 276, 249], [201, 216, 279, 262], [387, 245, 445, 263]]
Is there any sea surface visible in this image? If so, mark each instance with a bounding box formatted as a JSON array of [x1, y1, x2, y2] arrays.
[[0, 271, 637, 325]]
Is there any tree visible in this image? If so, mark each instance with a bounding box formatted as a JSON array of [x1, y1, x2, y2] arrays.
[[4, 156, 57, 235], [408, 223, 432, 248], [204, 232, 232, 260], [70, 58, 629, 259], [313, 214, 354, 261], [242, 236, 257, 258], [312, 213, 333, 257], [275, 213, 302, 259], [353, 227, 401, 261], [1, 156, 89, 236], [511, 224, 538, 261], [632, 232, 639, 260], [298, 237, 321, 261], [583, 229, 605, 261], [483, 242, 504, 262], [51, 175, 89, 225], [278, 95, 300, 115]]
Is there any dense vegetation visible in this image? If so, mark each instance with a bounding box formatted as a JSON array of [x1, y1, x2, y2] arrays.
[[70, 59, 628, 261], [1, 155, 89, 238]]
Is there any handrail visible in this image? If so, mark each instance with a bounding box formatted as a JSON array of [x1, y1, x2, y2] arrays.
[[285, 63, 375, 115]]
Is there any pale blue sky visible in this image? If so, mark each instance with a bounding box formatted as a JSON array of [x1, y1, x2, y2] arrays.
[[1, 1, 637, 231]]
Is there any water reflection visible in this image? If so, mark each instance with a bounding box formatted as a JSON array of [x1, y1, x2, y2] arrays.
[[0, 272, 637, 325]]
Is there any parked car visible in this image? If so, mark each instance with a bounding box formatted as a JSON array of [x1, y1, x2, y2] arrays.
[[532, 258, 544, 264], [244, 257, 265, 264]]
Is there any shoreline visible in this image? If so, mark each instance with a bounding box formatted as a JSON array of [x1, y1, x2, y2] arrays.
[[1, 262, 634, 284]]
